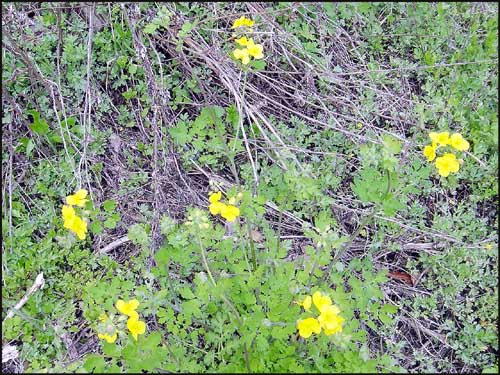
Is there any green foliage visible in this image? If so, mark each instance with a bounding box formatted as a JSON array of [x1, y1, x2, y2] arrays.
[[77, 205, 401, 372], [169, 105, 244, 169], [352, 136, 406, 216], [2, 2, 497, 373]]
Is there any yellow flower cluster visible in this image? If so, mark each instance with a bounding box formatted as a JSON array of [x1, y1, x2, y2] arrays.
[[208, 191, 241, 222], [296, 291, 344, 338], [231, 16, 264, 65], [232, 15, 255, 29], [96, 299, 146, 344], [62, 189, 88, 240], [97, 313, 118, 344], [116, 299, 146, 341], [422, 132, 469, 177]]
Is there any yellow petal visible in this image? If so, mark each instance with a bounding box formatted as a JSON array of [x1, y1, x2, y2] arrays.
[[436, 132, 450, 146], [209, 201, 225, 216], [116, 300, 125, 312], [297, 318, 321, 338], [116, 299, 140, 317], [450, 133, 469, 151], [312, 291, 332, 312], [72, 216, 87, 240], [232, 16, 254, 29], [429, 132, 438, 143], [235, 36, 250, 46], [423, 144, 436, 162], [98, 332, 117, 344], [247, 44, 264, 59], [298, 296, 312, 311], [66, 189, 88, 207], [127, 317, 146, 341], [221, 205, 240, 222], [209, 191, 222, 203], [62, 205, 76, 221], [127, 299, 140, 310]]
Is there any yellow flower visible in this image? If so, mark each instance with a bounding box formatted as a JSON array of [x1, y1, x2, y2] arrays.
[[312, 291, 332, 313], [235, 36, 250, 46], [98, 332, 117, 344], [127, 316, 146, 341], [233, 48, 250, 65], [232, 16, 254, 29], [435, 153, 460, 177], [62, 204, 76, 222], [317, 305, 344, 335], [246, 39, 264, 59], [209, 201, 226, 216], [209, 191, 225, 215], [71, 216, 87, 240], [297, 317, 321, 338], [449, 133, 470, 151], [116, 299, 139, 319], [297, 296, 312, 311], [429, 131, 450, 146], [423, 143, 437, 162], [62, 205, 87, 240], [66, 189, 88, 207], [220, 204, 240, 222], [485, 244, 492, 251], [209, 191, 222, 203]]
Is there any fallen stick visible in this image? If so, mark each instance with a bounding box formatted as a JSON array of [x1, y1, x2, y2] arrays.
[[98, 235, 130, 254], [4, 272, 45, 321]]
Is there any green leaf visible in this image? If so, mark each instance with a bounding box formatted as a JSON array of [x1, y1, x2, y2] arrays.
[[102, 341, 120, 357], [382, 135, 402, 155], [180, 287, 195, 300], [144, 23, 159, 34], [169, 121, 190, 145], [90, 220, 103, 235], [381, 303, 398, 314], [128, 223, 149, 248], [103, 217, 117, 229], [155, 246, 170, 266], [181, 299, 200, 319], [102, 199, 117, 212], [116, 55, 128, 68], [122, 89, 137, 100], [250, 59, 266, 71], [28, 110, 49, 135], [83, 354, 106, 373], [379, 311, 394, 325], [143, 331, 162, 350], [128, 64, 138, 75], [178, 21, 197, 38]]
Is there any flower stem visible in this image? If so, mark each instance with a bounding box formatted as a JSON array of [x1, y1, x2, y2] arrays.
[[195, 233, 251, 371], [245, 221, 257, 271]]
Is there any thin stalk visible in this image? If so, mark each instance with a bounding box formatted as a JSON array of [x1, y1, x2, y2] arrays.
[[214, 124, 240, 185], [328, 168, 393, 280], [197, 235, 217, 287], [245, 221, 257, 271], [276, 209, 284, 255], [195, 233, 251, 372], [307, 242, 324, 284]]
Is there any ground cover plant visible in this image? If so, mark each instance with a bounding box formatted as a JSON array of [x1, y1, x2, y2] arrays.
[[2, 2, 498, 373]]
